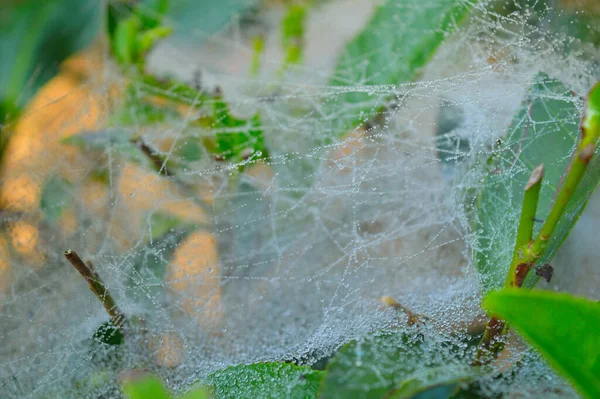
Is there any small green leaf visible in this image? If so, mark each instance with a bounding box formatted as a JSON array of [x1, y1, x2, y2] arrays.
[[473, 75, 600, 292], [327, 0, 475, 141], [205, 362, 323, 399], [123, 375, 171, 399], [135, 0, 170, 29], [211, 96, 268, 165], [319, 328, 476, 399], [483, 289, 600, 399], [93, 320, 124, 346], [280, 4, 307, 69], [138, 25, 173, 56], [40, 175, 72, 224], [113, 16, 141, 66]]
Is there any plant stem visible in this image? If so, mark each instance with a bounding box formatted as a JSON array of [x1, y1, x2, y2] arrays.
[[473, 166, 542, 365], [504, 164, 544, 288], [131, 137, 172, 176], [64, 249, 127, 331], [380, 296, 427, 326], [474, 83, 600, 366]]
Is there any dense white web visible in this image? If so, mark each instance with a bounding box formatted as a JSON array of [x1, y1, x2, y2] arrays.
[[1, 0, 598, 397]]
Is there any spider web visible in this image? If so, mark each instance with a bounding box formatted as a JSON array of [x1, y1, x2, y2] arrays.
[[1, 0, 598, 397]]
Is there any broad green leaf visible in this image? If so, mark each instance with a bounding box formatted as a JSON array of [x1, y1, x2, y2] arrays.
[[0, 0, 100, 121], [483, 289, 600, 399], [123, 375, 171, 399], [205, 362, 323, 399], [319, 328, 477, 399], [326, 0, 474, 142], [474, 74, 600, 292], [40, 175, 72, 224]]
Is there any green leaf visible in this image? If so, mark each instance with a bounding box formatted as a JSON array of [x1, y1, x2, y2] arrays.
[[0, 0, 100, 121], [40, 175, 72, 224], [473, 74, 600, 292], [483, 289, 600, 399], [211, 96, 268, 165], [281, 4, 307, 68], [319, 328, 477, 399], [123, 375, 171, 399], [326, 0, 474, 141], [93, 320, 124, 346], [138, 25, 174, 56], [205, 362, 323, 399], [135, 0, 170, 29], [113, 16, 141, 66]]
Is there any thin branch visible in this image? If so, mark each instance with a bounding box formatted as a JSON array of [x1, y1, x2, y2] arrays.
[[65, 249, 127, 331], [131, 137, 172, 176], [380, 296, 427, 326]]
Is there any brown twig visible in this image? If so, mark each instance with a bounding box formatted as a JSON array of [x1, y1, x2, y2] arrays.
[[130, 137, 172, 176], [380, 295, 427, 326], [64, 249, 127, 331]]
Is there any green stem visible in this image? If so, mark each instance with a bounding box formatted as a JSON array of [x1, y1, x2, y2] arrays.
[[474, 165, 543, 365], [504, 164, 544, 287]]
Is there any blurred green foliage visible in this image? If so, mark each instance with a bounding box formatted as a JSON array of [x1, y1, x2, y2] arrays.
[[0, 0, 100, 123]]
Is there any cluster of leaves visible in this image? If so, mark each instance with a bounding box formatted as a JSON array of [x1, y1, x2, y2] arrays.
[[123, 288, 600, 398]]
